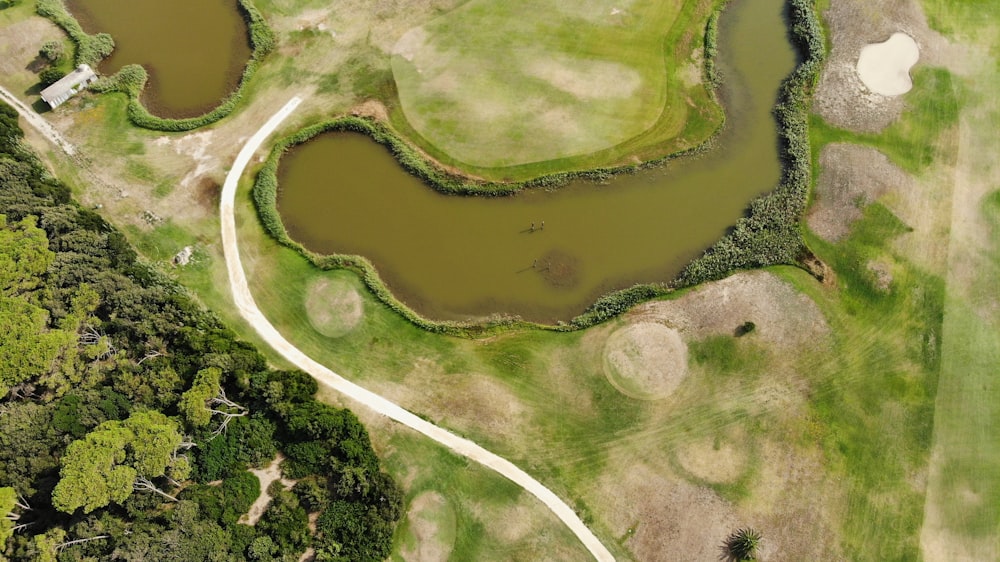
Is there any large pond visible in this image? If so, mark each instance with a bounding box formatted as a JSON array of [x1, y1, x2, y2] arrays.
[[277, 0, 796, 324], [66, 0, 252, 118]]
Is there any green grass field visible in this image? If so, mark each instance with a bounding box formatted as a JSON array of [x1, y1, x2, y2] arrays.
[[914, 1, 1000, 558], [389, 0, 723, 178]]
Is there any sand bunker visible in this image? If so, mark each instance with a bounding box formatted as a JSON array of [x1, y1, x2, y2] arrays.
[[857, 32, 920, 96], [603, 322, 688, 400]]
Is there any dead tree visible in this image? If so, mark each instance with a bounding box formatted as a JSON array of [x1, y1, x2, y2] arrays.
[[57, 535, 110, 551], [133, 477, 178, 502], [208, 388, 248, 437]]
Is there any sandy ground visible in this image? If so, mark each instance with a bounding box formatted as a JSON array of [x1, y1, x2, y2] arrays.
[[218, 97, 615, 562], [813, 0, 960, 133], [625, 271, 830, 354], [808, 142, 915, 242], [241, 454, 296, 526], [856, 32, 920, 96], [0, 84, 76, 155]]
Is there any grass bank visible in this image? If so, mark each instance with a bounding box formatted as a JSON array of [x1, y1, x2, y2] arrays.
[[37, 0, 274, 131]]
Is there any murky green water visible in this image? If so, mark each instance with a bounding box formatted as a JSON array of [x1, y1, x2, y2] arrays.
[[277, 0, 796, 324], [66, 0, 251, 118]]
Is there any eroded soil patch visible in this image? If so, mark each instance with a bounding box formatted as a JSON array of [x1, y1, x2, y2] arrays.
[[808, 142, 915, 242]]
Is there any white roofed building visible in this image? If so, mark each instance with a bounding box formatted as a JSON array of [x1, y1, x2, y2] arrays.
[[40, 64, 98, 109]]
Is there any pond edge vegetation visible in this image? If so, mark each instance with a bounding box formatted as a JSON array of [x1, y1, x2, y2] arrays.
[[36, 0, 274, 132], [252, 0, 826, 337]]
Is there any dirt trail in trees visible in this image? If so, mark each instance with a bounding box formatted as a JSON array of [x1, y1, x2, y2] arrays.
[[219, 97, 617, 562]]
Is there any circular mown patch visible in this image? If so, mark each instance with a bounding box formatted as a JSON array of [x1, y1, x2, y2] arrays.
[[303, 277, 363, 338], [399, 491, 456, 562], [602, 322, 688, 400]]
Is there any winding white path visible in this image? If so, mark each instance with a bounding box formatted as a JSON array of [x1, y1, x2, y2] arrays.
[[220, 97, 616, 562]]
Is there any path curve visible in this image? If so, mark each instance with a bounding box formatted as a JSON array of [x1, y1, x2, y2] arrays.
[[220, 97, 616, 562]]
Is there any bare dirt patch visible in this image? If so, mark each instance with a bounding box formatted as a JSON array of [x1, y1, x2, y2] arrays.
[[400, 491, 456, 562], [591, 439, 844, 562], [866, 260, 895, 292], [814, 0, 960, 133], [594, 462, 739, 561], [303, 277, 364, 338], [808, 142, 915, 242], [602, 322, 688, 400], [626, 271, 830, 353], [675, 434, 749, 484]]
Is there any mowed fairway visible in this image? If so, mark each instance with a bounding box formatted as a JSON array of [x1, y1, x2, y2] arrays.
[[390, 0, 717, 169], [918, 1, 1000, 558]]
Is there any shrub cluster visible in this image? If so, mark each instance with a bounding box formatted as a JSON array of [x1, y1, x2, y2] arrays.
[[36, 0, 113, 67], [703, 9, 722, 88], [39, 0, 274, 131]]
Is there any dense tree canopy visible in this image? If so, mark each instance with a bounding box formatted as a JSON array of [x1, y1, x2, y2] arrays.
[[0, 101, 402, 560]]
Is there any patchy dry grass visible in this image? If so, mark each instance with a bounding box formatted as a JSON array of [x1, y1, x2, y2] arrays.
[[388, 0, 723, 177]]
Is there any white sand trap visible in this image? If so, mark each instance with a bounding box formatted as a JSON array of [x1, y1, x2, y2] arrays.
[[857, 32, 920, 96]]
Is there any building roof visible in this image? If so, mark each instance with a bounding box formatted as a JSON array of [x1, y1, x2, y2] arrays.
[[40, 64, 98, 108]]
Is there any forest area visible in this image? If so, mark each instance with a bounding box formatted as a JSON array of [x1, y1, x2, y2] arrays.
[[0, 101, 401, 561]]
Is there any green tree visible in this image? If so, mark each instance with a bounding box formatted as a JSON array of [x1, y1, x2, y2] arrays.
[[0, 487, 19, 549], [52, 411, 185, 513], [179, 367, 222, 428], [0, 215, 76, 399], [38, 68, 63, 87]]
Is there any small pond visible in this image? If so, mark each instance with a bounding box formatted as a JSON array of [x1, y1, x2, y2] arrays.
[[66, 0, 252, 118], [276, 0, 797, 324]]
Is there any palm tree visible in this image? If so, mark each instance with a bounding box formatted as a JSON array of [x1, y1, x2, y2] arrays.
[[721, 527, 762, 561]]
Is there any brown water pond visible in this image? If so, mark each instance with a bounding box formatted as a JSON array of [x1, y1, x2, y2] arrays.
[[277, 0, 797, 324], [66, 0, 251, 119]]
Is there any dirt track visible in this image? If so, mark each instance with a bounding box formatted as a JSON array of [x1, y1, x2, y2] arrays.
[[0, 84, 76, 155]]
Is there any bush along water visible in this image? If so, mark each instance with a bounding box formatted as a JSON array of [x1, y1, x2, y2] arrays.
[[671, 0, 826, 289], [36, 0, 114, 67], [40, 0, 274, 132], [254, 0, 827, 335]]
